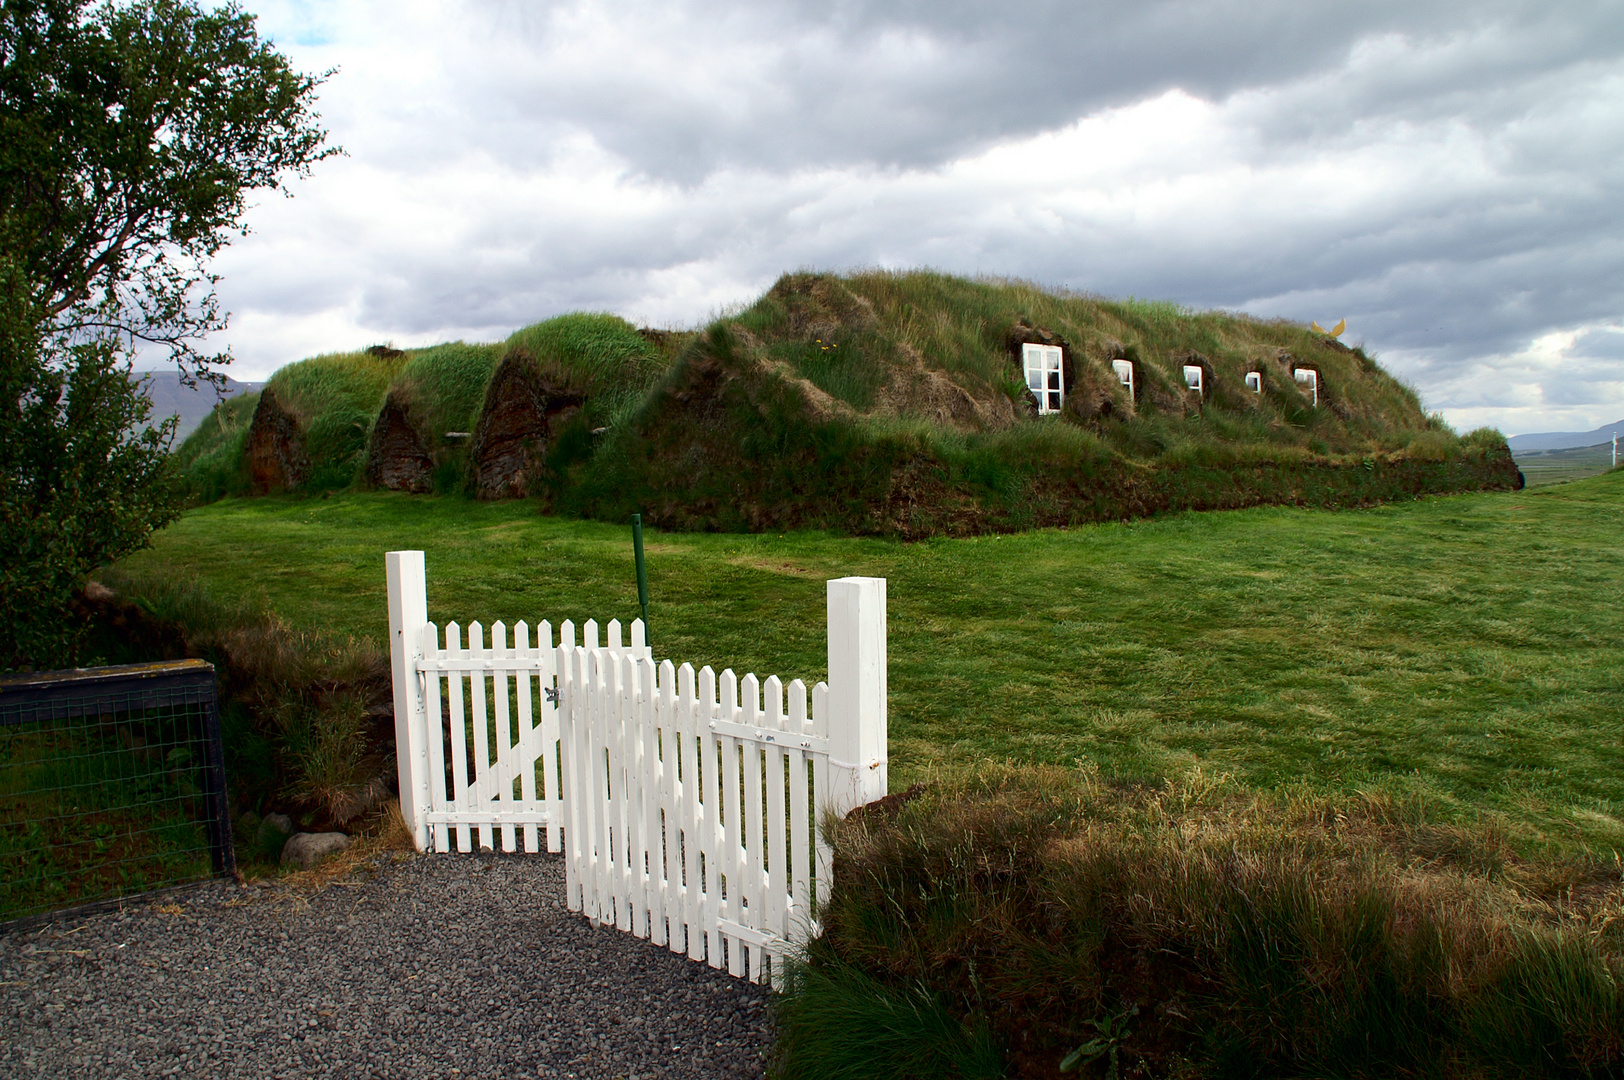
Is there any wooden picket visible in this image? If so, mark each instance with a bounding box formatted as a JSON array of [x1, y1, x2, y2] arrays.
[[552, 641, 835, 985], [412, 616, 649, 855], [384, 550, 887, 988]]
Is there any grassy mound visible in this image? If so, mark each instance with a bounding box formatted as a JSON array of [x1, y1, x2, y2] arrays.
[[779, 767, 1623, 1079], [174, 314, 676, 500], [471, 314, 670, 501], [255, 347, 407, 492], [563, 271, 1518, 534], [365, 342, 502, 493], [166, 390, 260, 502]]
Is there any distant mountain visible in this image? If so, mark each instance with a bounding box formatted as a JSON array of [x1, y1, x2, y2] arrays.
[[135, 370, 264, 442], [1507, 420, 1624, 452]]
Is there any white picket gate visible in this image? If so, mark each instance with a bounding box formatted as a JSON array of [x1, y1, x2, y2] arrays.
[[384, 551, 888, 986]]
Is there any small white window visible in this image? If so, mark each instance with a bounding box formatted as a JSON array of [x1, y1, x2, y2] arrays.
[[1023, 343, 1064, 415], [1293, 367, 1318, 406], [1182, 364, 1204, 395], [1111, 359, 1135, 399], [1244, 371, 1262, 393]]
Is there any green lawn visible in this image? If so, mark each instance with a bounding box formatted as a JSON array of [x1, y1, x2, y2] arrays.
[[116, 470, 1624, 847]]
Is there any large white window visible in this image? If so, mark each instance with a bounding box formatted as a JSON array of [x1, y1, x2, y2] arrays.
[[1111, 358, 1135, 400], [1023, 343, 1064, 415], [1294, 367, 1319, 406]]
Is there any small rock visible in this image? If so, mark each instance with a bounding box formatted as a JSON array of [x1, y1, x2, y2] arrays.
[[255, 814, 294, 860], [280, 832, 351, 869]]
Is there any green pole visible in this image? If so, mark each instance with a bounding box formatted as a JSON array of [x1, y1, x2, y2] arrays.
[[632, 513, 649, 637]]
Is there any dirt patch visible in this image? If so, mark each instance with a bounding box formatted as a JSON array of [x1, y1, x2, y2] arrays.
[[245, 388, 309, 494], [759, 358, 859, 424], [876, 342, 1022, 431], [363, 392, 434, 493], [470, 348, 586, 499], [769, 273, 879, 339]]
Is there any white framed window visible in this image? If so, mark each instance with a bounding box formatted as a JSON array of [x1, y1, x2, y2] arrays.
[[1111, 358, 1135, 400], [1182, 364, 1204, 396], [1023, 343, 1064, 415], [1293, 367, 1319, 406], [1244, 371, 1262, 393]]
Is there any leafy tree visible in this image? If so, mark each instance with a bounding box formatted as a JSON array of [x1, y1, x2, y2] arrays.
[[0, 0, 334, 668]]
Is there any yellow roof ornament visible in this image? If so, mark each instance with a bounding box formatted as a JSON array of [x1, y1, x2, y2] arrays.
[[1311, 319, 1347, 338]]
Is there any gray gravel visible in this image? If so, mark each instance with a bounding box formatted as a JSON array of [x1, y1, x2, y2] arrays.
[[0, 853, 774, 1079]]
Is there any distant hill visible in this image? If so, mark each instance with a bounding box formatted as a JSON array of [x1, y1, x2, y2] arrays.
[[1507, 420, 1624, 451], [136, 370, 264, 441]]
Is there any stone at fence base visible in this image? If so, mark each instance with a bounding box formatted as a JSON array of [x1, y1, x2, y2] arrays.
[[281, 832, 352, 869]]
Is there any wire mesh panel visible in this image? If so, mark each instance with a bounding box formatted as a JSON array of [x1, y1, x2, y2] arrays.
[[0, 660, 234, 924]]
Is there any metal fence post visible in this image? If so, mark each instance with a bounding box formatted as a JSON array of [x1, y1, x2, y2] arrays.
[[825, 577, 888, 816], [386, 550, 433, 851]]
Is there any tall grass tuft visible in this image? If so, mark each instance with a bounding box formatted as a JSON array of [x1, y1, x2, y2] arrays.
[[779, 766, 1624, 1079]]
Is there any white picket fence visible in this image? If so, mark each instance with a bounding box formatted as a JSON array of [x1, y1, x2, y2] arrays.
[[384, 551, 888, 986]]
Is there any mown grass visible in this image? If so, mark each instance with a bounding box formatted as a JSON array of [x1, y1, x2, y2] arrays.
[[113, 469, 1624, 849]]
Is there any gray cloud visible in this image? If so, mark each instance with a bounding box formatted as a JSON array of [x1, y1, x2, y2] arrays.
[[190, 0, 1624, 435]]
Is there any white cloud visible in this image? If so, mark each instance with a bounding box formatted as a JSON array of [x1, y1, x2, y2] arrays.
[[170, 0, 1624, 436]]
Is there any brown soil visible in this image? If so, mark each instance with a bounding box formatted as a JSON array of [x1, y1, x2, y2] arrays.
[[875, 342, 1022, 431], [470, 349, 586, 500], [768, 273, 878, 339], [363, 392, 434, 493], [245, 389, 309, 494]]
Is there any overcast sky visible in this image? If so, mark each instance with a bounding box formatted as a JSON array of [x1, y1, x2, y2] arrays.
[[187, 0, 1623, 436]]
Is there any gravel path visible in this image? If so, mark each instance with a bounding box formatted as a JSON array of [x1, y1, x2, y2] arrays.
[[0, 853, 774, 1079]]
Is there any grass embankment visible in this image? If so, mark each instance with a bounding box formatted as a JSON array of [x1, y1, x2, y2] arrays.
[[783, 769, 1623, 1079], [113, 471, 1624, 848]]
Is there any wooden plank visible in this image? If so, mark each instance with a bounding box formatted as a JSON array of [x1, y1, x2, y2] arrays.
[[420, 623, 450, 854], [763, 674, 789, 976], [787, 678, 812, 952], [468, 622, 494, 851], [812, 681, 833, 914], [445, 623, 472, 853], [491, 621, 516, 853], [638, 657, 664, 945], [514, 621, 539, 855], [657, 659, 680, 950], [589, 646, 612, 926], [423, 809, 556, 824], [558, 631, 583, 913], [679, 663, 703, 962], [615, 650, 640, 936], [740, 673, 766, 983], [538, 620, 562, 853], [697, 665, 720, 968], [718, 669, 743, 978]]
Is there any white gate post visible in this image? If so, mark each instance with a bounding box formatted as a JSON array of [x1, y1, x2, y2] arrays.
[[825, 577, 888, 816], [386, 550, 433, 852]]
